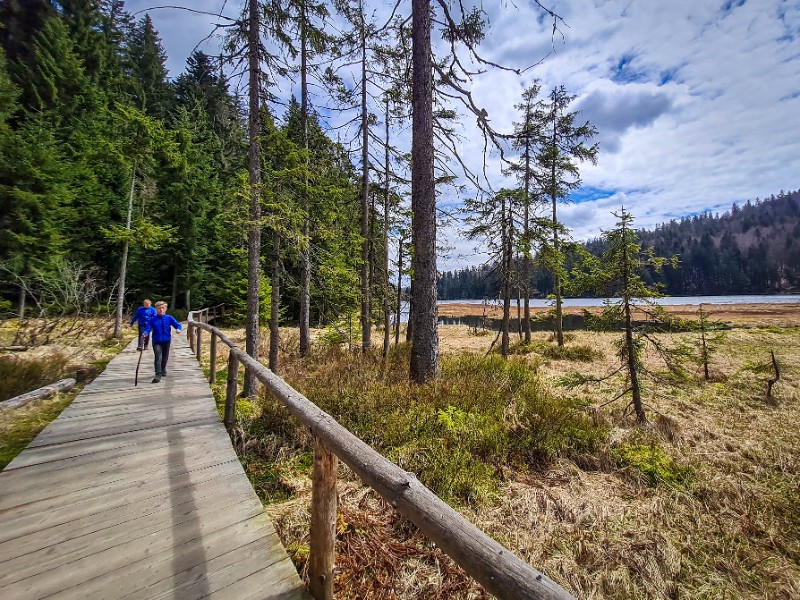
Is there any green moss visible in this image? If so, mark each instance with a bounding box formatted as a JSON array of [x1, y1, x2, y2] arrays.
[[613, 443, 691, 487]]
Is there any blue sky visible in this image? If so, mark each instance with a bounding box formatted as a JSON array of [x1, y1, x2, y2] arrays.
[[127, 0, 800, 270]]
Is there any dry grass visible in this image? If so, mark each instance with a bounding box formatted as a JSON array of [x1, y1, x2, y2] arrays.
[[0, 318, 135, 468], [199, 318, 800, 599]]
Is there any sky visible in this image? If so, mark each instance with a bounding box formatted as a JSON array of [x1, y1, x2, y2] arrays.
[[126, 0, 800, 271]]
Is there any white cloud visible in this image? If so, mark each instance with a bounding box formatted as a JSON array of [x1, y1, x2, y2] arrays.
[[128, 0, 800, 269]]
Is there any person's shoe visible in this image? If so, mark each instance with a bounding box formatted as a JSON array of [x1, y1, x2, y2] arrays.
[[152, 376, 161, 383], [162, 371, 167, 378]]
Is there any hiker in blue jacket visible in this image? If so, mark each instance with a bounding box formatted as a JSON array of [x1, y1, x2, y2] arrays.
[[142, 301, 182, 383], [129, 299, 156, 350]]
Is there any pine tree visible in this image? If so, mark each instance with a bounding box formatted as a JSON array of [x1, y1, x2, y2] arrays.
[[536, 85, 598, 347], [569, 208, 679, 423], [125, 14, 172, 120], [507, 82, 545, 344], [464, 189, 523, 357]]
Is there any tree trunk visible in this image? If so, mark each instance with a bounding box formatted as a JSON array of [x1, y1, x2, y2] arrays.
[[552, 195, 563, 347], [360, 25, 371, 353], [369, 190, 376, 344], [299, 4, 311, 357], [551, 108, 564, 347], [624, 299, 646, 422], [410, 0, 438, 383], [522, 138, 532, 344], [383, 99, 391, 358], [170, 267, 178, 309], [270, 231, 281, 373], [244, 0, 262, 397], [406, 273, 414, 343], [17, 284, 25, 320], [395, 239, 403, 346], [114, 167, 135, 339], [501, 196, 510, 358]]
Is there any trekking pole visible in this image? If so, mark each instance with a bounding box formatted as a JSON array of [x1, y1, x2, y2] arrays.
[[134, 335, 145, 386]]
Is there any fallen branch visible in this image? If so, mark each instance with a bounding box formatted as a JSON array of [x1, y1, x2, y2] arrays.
[[0, 378, 76, 410]]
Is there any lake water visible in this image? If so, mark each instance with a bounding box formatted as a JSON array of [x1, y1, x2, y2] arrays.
[[438, 295, 800, 307], [394, 295, 799, 326], [435, 295, 798, 331]]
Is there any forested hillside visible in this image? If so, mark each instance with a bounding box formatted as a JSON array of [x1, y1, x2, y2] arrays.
[[439, 189, 800, 299], [627, 190, 800, 295], [0, 1, 365, 323]]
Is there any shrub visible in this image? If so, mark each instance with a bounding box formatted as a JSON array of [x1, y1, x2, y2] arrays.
[[514, 375, 608, 464], [252, 347, 611, 505], [521, 340, 601, 362]]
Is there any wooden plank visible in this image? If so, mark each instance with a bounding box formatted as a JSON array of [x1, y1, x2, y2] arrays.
[[0, 469, 251, 552], [0, 331, 307, 600], [3, 420, 221, 470], [0, 454, 238, 526], [144, 538, 298, 600], [0, 485, 264, 589], [50, 514, 288, 600], [1, 425, 229, 503], [26, 409, 220, 448], [205, 566, 310, 600], [0, 457, 243, 543]]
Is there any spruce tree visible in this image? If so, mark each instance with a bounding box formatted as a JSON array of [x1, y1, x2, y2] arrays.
[[507, 83, 545, 344], [568, 208, 679, 424], [536, 85, 598, 347], [125, 14, 172, 120]]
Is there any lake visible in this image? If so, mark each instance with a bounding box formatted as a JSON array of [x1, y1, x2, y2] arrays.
[[434, 295, 799, 331], [395, 295, 799, 327], [438, 295, 800, 307]]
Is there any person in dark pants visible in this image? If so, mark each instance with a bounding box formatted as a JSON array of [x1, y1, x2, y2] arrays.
[[142, 301, 182, 383], [129, 299, 156, 350]]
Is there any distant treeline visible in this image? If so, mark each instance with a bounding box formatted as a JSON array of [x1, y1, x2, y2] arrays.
[[438, 189, 800, 299]]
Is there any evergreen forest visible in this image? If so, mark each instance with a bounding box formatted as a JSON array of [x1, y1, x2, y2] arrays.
[[439, 189, 800, 300], [0, 1, 369, 327]]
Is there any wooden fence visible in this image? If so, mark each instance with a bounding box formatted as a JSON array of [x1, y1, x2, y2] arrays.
[[187, 309, 574, 600]]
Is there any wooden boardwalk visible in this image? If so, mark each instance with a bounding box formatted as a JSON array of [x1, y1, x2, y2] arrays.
[[0, 334, 309, 600]]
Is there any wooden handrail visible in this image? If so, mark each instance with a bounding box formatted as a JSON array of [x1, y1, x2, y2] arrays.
[[188, 310, 574, 600]]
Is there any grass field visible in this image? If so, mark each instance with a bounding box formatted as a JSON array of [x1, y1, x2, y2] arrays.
[[2, 311, 797, 598], [0, 318, 133, 469], [210, 317, 799, 599]]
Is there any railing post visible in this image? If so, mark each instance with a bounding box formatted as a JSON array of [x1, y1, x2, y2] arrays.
[[188, 322, 195, 353], [196, 326, 203, 361], [209, 333, 217, 384], [224, 352, 239, 429], [309, 439, 337, 600]]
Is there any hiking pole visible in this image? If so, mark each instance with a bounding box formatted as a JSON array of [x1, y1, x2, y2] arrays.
[[134, 335, 145, 386]]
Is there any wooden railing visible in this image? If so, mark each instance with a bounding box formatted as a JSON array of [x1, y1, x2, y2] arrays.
[[187, 310, 574, 600]]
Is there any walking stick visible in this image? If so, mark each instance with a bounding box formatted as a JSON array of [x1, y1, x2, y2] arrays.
[[134, 335, 145, 386]]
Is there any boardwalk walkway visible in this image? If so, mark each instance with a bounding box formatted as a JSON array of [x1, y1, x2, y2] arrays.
[[0, 333, 308, 600]]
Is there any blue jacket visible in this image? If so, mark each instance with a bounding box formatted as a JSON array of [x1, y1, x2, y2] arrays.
[[130, 306, 156, 327], [143, 314, 182, 343]]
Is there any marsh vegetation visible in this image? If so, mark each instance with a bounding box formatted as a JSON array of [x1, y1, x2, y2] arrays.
[[198, 319, 800, 599]]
